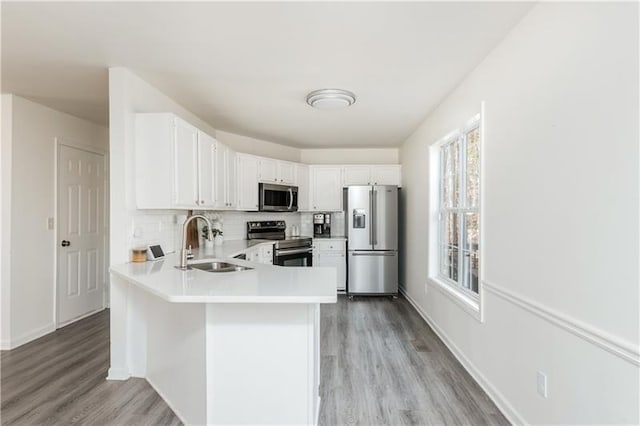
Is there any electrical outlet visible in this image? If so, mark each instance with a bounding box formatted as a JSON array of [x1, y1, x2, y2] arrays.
[[47, 217, 55, 230], [537, 371, 548, 398]]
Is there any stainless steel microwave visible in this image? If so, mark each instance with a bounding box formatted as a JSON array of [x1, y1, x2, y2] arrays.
[[259, 183, 298, 212]]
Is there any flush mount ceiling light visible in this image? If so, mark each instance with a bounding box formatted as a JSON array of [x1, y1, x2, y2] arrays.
[[306, 88, 356, 110]]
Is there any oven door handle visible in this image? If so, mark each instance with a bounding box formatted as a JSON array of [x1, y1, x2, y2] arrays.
[[275, 247, 313, 256]]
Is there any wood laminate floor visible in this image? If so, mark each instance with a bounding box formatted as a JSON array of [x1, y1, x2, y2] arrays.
[[1, 296, 508, 425], [318, 296, 508, 426]]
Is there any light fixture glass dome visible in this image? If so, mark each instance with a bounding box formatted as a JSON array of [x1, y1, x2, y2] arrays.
[[306, 89, 356, 110]]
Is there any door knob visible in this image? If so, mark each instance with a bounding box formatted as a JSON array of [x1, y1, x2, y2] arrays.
[[61, 240, 71, 247]]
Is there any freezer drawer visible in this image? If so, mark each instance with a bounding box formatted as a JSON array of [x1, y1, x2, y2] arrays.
[[348, 251, 398, 295]]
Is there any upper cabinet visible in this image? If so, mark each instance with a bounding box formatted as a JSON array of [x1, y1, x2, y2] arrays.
[[214, 142, 237, 209], [258, 158, 277, 183], [342, 165, 402, 187], [342, 165, 371, 186], [197, 130, 217, 208], [278, 161, 296, 185], [309, 166, 343, 212], [295, 164, 310, 211], [371, 165, 402, 187], [237, 153, 260, 211], [258, 157, 296, 185], [135, 113, 402, 212], [136, 113, 206, 209]]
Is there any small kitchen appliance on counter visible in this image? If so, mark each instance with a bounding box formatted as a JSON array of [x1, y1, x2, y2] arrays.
[[313, 213, 331, 238], [247, 221, 313, 267]]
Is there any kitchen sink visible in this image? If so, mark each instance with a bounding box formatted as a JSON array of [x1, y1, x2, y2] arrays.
[[189, 261, 253, 273]]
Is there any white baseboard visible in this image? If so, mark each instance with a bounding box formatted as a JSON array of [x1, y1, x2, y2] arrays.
[[315, 396, 321, 426], [146, 376, 188, 425], [400, 288, 526, 426], [57, 306, 105, 329], [106, 367, 130, 381], [2, 322, 56, 350]]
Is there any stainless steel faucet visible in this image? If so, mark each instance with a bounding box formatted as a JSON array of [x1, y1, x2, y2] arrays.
[[177, 214, 212, 270]]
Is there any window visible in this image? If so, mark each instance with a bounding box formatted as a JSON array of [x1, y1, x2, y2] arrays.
[[433, 114, 481, 302]]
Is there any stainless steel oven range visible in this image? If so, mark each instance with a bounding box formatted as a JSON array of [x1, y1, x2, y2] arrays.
[[246, 221, 313, 267]]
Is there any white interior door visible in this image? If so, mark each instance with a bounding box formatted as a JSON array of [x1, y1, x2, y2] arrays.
[[57, 144, 105, 326]]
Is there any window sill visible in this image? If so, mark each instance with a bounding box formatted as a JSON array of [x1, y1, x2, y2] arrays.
[[427, 277, 483, 322]]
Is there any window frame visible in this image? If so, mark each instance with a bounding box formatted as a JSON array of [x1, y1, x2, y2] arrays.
[[428, 108, 484, 321]]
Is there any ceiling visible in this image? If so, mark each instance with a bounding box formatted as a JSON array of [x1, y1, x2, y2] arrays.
[[1, 2, 533, 148]]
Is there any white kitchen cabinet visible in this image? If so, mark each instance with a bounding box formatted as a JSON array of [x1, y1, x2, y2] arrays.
[[197, 131, 216, 208], [371, 165, 402, 186], [226, 148, 238, 209], [342, 165, 371, 186], [258, 157, 278, 183], [295, 164, 310, 211], [259, 157, 296, 185], [173, 119, 200, 208], [237, 153, 260, 211], [214, 142, 237, 209], [136, 113, 204, 209], [314, 239, 346, 291], [342, 165, 402, 187], [310, 166, 342, 211], [260, 244, 274, 265], [245, 244, 274, 264], [278, 161, 296, 185]]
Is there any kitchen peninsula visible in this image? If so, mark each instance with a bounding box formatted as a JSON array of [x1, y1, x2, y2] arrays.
[[108, 243, 337, 425]]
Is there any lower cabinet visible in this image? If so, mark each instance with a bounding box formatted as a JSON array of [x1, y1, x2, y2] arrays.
[[314, 239, 347, 292], [246, 244, 274, 264]]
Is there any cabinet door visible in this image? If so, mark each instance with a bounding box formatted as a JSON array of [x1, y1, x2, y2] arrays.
[[318, 252, 347, 291], [226, 147, 238, 209], [342, 166, 371, 186], [237, 153, 259, 211], [371, 165, 402, 187], [173, 118, 199, 208], [135, 113, 174, 209], [258, 157, 278, 183], [214, 142, 227, 209], [278, 161, 296, 185], [197, 131, 216, 208], [295, 164, 310, 211], [311, 166, 342, 211]]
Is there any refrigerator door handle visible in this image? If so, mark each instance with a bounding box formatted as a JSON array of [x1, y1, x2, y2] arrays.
[[369, 188, 373, 247], [372, 189, 377, 246], [351, 251, 396, 256]]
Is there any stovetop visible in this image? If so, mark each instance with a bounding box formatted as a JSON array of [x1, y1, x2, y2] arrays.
[[246, 221, 312, 249]]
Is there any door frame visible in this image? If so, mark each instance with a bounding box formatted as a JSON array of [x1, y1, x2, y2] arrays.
[[54, 137, 109, 328]]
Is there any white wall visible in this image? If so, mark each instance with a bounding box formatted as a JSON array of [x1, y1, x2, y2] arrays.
[[109, 68, 401, 260], [0, 95, 109, 349], [1, 95, 14, 347], [216, 130, 301, 163], [300, 148, 399, 164], [109, 68, 221, 265], [400, 3, 639, 424]]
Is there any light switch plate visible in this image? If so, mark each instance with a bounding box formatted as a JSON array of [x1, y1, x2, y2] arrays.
[[537, 371, 548, 398], [47, 217, 54, 230]]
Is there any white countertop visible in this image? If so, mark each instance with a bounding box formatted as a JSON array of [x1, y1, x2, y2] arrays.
[[110, 242, 337, 304], [313, 236, 347, 241]]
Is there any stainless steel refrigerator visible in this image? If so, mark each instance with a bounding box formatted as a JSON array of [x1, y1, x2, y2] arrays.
[[345, 185, 398, 295]]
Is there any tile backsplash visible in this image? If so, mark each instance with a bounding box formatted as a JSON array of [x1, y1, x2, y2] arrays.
[[129, 210, 346, 255]]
